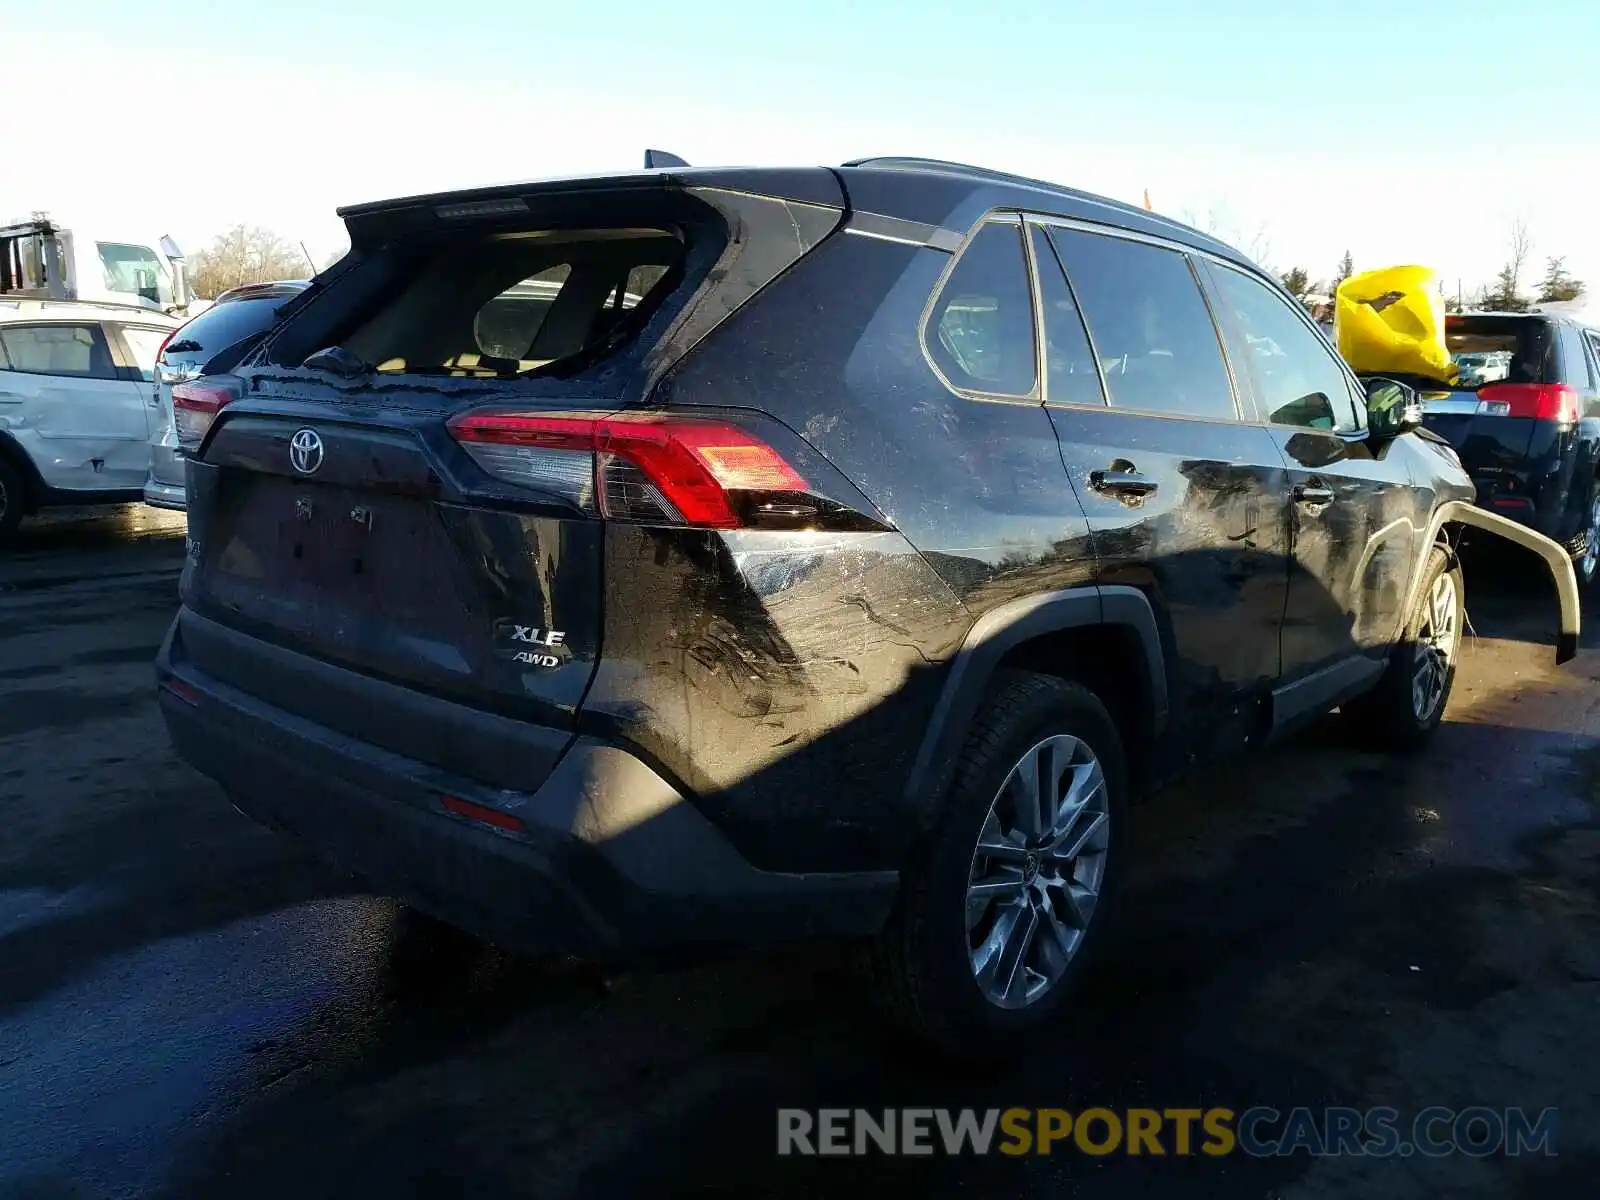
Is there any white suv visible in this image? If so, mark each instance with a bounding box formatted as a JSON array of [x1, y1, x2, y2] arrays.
[[0, 299, 178, 538]]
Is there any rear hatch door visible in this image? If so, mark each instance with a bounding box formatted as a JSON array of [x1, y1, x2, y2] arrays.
[[178, 172, 843, 792]]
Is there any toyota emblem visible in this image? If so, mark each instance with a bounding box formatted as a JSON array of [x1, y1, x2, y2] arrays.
[[289, 428, 324, 475]]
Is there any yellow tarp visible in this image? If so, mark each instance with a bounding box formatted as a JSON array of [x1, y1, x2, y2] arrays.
[[1334, 265, 1455, 383]]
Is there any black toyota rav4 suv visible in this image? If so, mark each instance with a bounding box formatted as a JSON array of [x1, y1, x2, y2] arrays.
[[157, 158, 1578, 1051]]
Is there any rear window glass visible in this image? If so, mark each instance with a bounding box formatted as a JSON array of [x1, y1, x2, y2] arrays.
[[342, 228, 684, 378], [1446, 316, 1553, 387], [165, 295, 295, 366]]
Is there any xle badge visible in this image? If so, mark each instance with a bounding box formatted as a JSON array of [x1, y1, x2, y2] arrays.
[[499, 623, 566, 669]]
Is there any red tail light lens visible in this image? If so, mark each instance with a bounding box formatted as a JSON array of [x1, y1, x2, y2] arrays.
[[171, 376, 243, 451], [447, 411, 809, 529], [1475, 383, 1582, 424]]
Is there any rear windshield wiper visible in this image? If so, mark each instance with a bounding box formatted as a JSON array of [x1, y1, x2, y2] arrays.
[[301, 345, 372, 379]]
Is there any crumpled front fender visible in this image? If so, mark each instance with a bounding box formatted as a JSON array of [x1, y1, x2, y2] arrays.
[[1430, 500, 1581, 664]]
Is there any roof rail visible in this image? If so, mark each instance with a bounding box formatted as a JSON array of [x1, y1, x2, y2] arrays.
[[841, 156, 1048, 188], [0, 297, 173, 318]]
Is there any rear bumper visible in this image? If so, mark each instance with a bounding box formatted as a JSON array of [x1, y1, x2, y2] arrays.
[[1470, 471, 1567, 537], [155, 618, 897, 960], [144, 446, 187, 509], [143, 478, 186, 510]]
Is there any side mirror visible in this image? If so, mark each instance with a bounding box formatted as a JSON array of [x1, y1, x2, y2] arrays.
[[160, 235, 192, 311], [1365, 377, 1423, 441]]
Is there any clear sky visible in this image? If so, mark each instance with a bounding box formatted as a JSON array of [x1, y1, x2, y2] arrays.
[[3, 0, 1596, 297]]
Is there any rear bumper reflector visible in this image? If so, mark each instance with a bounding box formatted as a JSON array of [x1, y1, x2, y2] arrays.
[[159, 678, 203, 706], [441, 794, 526, 834]]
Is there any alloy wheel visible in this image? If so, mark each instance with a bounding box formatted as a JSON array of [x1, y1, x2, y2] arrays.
[[965, 733, 1110, 1010], [1412, 571, 1459, 720]]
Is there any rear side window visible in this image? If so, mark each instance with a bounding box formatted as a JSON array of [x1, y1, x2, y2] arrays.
[[1207, 263, 1358, 431], [0, 323, 116, 379], [117, 325, 170, 382], [1446, 315, 1553, 386], [164, 295, 294, 368], [925, 221, 1038, 398], [342, 228, 684, 378], [1555, 322, 1597, 390], [1048, 228, 1237, 421]]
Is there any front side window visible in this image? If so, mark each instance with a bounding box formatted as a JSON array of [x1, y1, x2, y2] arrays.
[[97, 242, 169, 303], [926, 221, 1038, 398], [1048, 228, 1237, 421], [1208, 263, 1359, 431], [0, 324, 116, 379]]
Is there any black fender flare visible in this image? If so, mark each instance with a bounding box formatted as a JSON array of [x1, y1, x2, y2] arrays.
[[903, 584, 1168, 811], [1417, 500, 1580, 664]]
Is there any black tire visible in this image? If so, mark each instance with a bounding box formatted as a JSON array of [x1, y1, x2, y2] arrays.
[[0, 457, 24, 541], [1343, 546, 1464, 752], [1562, 476, 1600, 589], [862, 670, 1129, 1056]]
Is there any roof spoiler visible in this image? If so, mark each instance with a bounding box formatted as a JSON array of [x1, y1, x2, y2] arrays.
[[644, 149, 690, 170]]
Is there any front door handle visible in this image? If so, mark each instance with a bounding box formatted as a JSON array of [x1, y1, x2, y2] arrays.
[[1294, 482, 1336, 505], [1089, 467, 1159, 506]]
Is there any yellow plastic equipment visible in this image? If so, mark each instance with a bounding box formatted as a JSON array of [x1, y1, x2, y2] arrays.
[[1334, 265, 1456, 383]]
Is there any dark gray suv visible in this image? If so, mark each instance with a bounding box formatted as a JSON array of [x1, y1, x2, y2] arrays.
[[155, 157, 1578, 1050]]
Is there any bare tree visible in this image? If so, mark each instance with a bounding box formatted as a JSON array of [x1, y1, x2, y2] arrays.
[[1180, 205, 1273, 267], [1508, 217, 1532, 297], [188, 225, 309, 299], [1481, 219, 1535, 312]]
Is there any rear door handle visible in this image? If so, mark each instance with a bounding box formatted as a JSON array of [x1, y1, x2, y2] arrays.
[[1294, 482, 1336, 505], [1089, 468, 1159, 505]]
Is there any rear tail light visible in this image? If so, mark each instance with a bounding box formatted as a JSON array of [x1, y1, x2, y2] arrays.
[[1474, 383, 1582, 424], [171, 375, 243, 451], [447, 410, 810, 529]]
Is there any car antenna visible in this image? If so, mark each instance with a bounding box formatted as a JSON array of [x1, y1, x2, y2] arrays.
[[644, 149, 689, 169]]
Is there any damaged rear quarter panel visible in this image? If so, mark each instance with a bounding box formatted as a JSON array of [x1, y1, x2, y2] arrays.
[[580, 524, 970, 872]]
